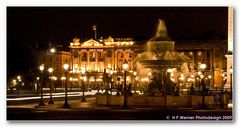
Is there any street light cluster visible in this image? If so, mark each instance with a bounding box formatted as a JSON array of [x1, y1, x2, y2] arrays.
[[38, 59, 121, 108], [11, 75, 21, 86], [37, 64, 58, 105], [38, 61, 80, 108], [10, 75, 24, 94]]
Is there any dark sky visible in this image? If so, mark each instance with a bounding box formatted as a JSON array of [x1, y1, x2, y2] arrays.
[[7, 7, 228, 78], [8, 7, 228, 43]]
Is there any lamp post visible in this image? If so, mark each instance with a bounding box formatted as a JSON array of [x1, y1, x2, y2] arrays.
[[122, 60, 128, 108], [229, 66, 233, 99], [81, 69, 86, 102], [133, 71, 137, 93], [96, 71, 100, 93], [200, 63, 206, 109], [110, 70, 113, 94], [17, 75, 21, 95], [48, 67, 54, 104], [208, 75, 212, 87], [221, 73, 225, 91], [52, 76, 57, 93], [36, 77, 40, 94], [116, 75, 121, 96], [62, 62, 70, 108], [38, 64, 45, 106]]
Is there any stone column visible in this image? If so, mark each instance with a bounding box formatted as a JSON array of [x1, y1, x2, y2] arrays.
[[87, 50, 90, 70], [209, 50, 214, 87], [193, 50, 197, 69], [224, 7, 233, 91], [224, 54, 233, 90]]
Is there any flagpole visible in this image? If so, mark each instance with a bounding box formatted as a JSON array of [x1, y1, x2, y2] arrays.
[[95, 30, 97, 40], [93, 25, 97, 40]]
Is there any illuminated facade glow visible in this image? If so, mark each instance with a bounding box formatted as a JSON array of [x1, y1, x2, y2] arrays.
[[69, 36, 135, 73], [37, 19, 229, 89]]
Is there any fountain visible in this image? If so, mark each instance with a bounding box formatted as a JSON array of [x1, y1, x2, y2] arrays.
[[96, 19, 216, 107], [135, 19, 190, 96]]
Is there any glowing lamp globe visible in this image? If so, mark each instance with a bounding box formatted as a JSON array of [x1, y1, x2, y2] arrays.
[[39, 64, 44, 72], [63, 63, 69, 71], [122, 60, 128, 70], [200, 63, 206, 70]]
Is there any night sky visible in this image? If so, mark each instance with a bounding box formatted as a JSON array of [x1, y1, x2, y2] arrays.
[[7, 7, 228, 79]]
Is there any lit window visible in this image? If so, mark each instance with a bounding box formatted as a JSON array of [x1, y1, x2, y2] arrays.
[[198, 51, 202, 56], [82, 52, 87, 57], [90, 52, 95, 58]]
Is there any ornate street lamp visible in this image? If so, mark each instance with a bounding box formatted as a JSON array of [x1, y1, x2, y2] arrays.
[[81, 69, 86, 102], [48, 67, 54, 104], [36, 77, 40, 94], [200, 63, 206, 109], [229, 66, 233, 99], [62, 62, 70, 108], [122, 60, 128, 108], [38, 64, 45, 106]]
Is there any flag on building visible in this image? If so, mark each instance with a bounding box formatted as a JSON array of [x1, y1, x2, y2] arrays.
[[93, 25, 97, 31]]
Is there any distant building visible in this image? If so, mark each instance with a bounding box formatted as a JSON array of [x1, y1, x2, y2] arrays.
[[175, 40, 227, 88], [37, 51, 71, 88]]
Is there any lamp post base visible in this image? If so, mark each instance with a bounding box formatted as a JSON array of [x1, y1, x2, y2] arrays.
[[62, 102, 71, 108], [116, 91, 120, 96], [122, 104, 128, 109], [38, 100, 45, 106], [48, 98, 54, 104], [201, 104, 207, 109], [81, 97, 86, 102]]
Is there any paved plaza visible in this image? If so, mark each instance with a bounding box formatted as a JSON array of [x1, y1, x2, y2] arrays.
[[7, 96, 232, 120]]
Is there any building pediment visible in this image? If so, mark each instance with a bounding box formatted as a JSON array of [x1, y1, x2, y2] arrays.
[[81, 39, 103, 47]]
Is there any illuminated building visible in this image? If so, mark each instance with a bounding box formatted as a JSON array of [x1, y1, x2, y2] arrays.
[[175, 40, 227, 88], [68, 37, 137, 89], [37, 51, 72, 87], [69, 37, 136, 72], [37, 20, 229, 90]]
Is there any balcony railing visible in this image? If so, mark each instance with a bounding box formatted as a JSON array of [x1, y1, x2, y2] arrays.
[[82, 57, 87, 61], [98, 57, 104, 61], [90, 58, 96, 61]]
